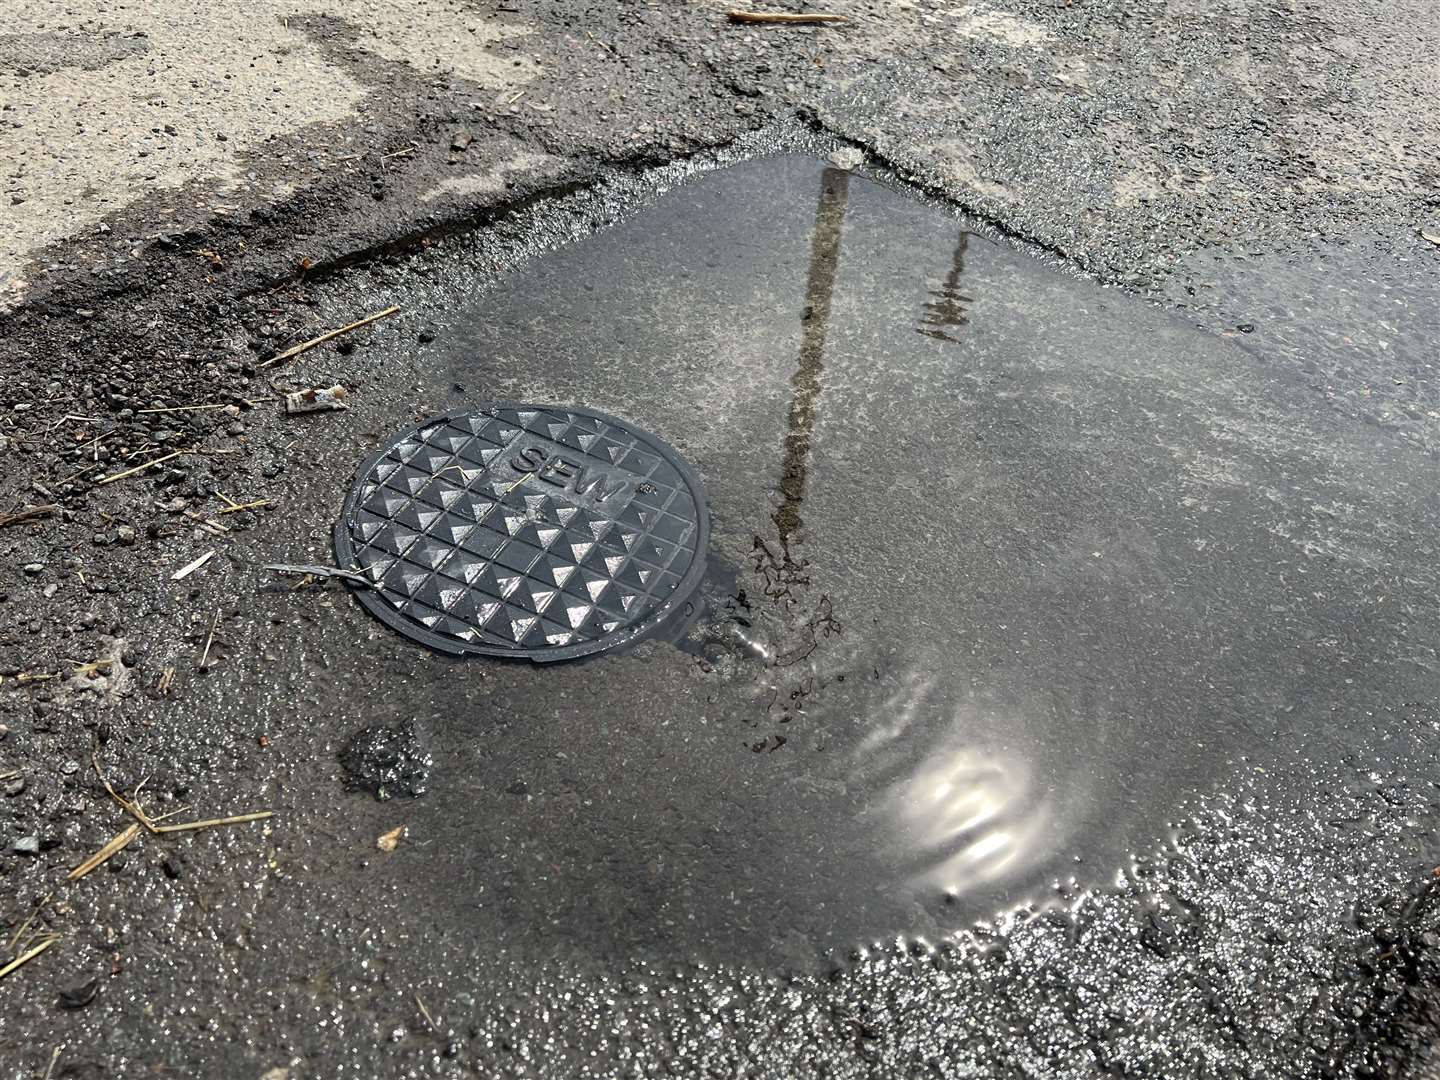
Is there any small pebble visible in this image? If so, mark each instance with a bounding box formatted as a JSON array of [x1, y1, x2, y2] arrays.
[[22, 563, 43, 576], [57, 978, 100, 1009], [116, 525, 137, 546], [12, 835, 40, 855], [43, 583, 58, 599]]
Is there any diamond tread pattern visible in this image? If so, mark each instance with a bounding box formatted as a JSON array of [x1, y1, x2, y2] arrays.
[[334, 405, 706, 660]]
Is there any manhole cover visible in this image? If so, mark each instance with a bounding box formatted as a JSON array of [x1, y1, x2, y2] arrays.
[[334, 404, 709, 661]]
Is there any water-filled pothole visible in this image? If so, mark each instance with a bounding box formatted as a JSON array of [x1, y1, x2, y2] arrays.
[[335, 154, 1440, 968]]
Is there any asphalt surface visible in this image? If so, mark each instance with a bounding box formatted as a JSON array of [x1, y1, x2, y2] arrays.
[[2, 2, 1440, 1078]]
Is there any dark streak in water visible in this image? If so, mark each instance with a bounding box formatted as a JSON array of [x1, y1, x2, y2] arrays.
[[774, 168, 849, 550], [917, 232, 973, 344]]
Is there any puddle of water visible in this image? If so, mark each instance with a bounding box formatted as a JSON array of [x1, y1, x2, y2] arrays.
[[325, 154, 1440, 968]]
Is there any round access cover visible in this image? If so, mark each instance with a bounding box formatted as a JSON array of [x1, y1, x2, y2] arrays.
[[333, 404, 709, 661]]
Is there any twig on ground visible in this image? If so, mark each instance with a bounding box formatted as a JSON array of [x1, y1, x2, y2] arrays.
[[219, 500, 270, 515], [726, 9, 848, 24], [40, 1046, 61, 1080], [64, 654, 113, 668], [0, 505, 58, 528], [0, 935, 58, 981], [154, 811, 273, 834], [91, 752, 269, 835], [53, 464, 97, 487], [259, 306, 400, 368], [184, 511, 230, 535], [264, 563, 378, 589], [172, 550, 216, 581], [415, 991, 440, 1033], [216, 493, 270, 514], [197, 609, 220, 671], [137, 404, 234, 415], [6, 894, 51, 954], [67, 659, 114, 679], [148, 807, 194, 825], [76, 430, 116, 449], [67, 823, 142, 881], [92, 752, 158, 833], [96, 450, 183, 486]]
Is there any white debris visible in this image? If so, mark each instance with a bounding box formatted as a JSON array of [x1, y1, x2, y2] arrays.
[[284, 385, 350, 415]]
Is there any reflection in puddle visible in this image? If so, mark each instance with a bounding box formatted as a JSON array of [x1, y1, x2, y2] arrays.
[[917, 231, 973, 343], [853, 670, 1059, 903], [774, 167, 848, 549]]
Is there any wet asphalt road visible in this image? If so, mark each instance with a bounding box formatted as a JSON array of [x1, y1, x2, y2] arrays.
[[3, 3, 1440, 1078]]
